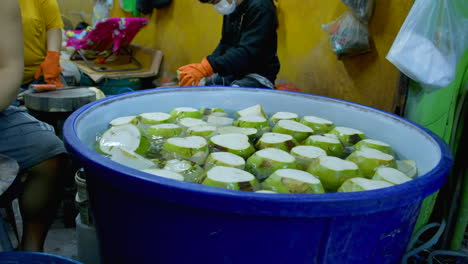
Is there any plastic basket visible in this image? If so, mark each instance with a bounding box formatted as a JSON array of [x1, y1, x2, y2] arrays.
[[0, 252, 83, 263]]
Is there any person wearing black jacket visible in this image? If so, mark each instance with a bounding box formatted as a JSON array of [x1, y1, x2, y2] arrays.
[[178, 0, 280, 89]]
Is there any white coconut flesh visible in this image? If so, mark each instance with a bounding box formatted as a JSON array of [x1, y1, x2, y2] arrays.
[[209, 152, 245, 167], [357, 148, 394, 161], [360, 139, 390, 147], [375, 167, 412, 184], [275, 169, 320, 184], [207, 116, 234, 126], [303, 115, 333, 125], [334, 127, 364, 136], [178, 118, 207, 128], [291, 146, 327, 158], [100, 124, 141, 154], [271, 112, 298, 120], [257, 148, 295, 163], [396, 160, 418, 178], [173, 107, 198, 113], [142, 169, 184, 181], [163, 159, 193, 173], [319, 156, 358, 171], [347, 178, 394, 190], [237, 104, 265, 117], [207, 166, 255, 182], [260, 133, 294, 144], [188, 125, 217, 133], [278, 120, 313, 133], [216, 126, 257, 136], [211, 134, 251, 150], [139, 112, 172, 123], [110, 147, 154, 170], [309, 135, 341, 144], [167, 136, 207, 149], [255, 190, 277, 193], [323, 133, 339, 139], [238, 115, 267, 123], [109, 116, 136, 126], [150, 123, 181, 130]]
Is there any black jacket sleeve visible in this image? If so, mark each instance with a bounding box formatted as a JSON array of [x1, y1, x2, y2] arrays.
[[207, 2, 279, 80]]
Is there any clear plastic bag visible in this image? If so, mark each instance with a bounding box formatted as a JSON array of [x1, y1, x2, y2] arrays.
[[341, 0, 375, 24], [322, 11, 370, 59], [386, 0, 468, 92]]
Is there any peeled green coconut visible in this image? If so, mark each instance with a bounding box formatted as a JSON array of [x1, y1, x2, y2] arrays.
[[161, 136, 209, 165], [216, 126, 258, 141], [306, 156, 361, 191], [178, 118, 208, 129], [346, 148, 396, 178], [202, 166, 260, 191], [255, 132, 298, 151], [262, 169, 325, 194], [204, 152, 246, 171], [396, 159, 418, 178], [245, 148, 296, 181], [160, 159, 205, 183], [236, 104, 268, 118], [372, 167, 412, 185], [290, 145, 327, 170], [303, 135, 344, 157], [206, 115, 234, 127], [99, 124, 150, 155], [300, 115, 334, 134], [209, 133, 256, 159], [338, 177, 394, 192], [110, 147, 155, 170], [186, 125, 217, 137], [170, 107, 203, 120], [200, 107, 227, 117], [147, 124, 183, 139], [109, 115, 137, 126], [137, 112, 173, 125], [354, 139, 393, 155], [141, 169, 184, 181], [234, 115, 270, 135], [272, 120, 314, 142], [269, 112, 299, 126], [330, 126, 366, 147]]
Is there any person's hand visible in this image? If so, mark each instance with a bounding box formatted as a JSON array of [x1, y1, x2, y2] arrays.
[[34, 51, 64, 87], [178, 57, 214, 87]]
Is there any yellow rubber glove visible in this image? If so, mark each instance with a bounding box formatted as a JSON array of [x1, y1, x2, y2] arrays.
[[178, 57, 214, 87], [34, 51, 64, 87]]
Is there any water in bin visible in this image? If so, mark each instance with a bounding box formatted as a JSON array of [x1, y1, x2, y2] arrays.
[[0, 252, 83, 263], [63, 87, 453, 264]]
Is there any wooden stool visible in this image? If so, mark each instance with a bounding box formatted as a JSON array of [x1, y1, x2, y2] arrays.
[[0, 154, 22, 251]]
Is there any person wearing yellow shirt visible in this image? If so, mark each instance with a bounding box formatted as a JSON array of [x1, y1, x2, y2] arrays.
[[19, 0, 65, 87]]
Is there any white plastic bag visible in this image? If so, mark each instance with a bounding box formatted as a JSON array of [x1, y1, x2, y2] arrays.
[[386, 0, 468, 92]]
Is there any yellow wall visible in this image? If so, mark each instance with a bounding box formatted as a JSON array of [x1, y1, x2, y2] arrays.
[[61, 0, 414, 112]]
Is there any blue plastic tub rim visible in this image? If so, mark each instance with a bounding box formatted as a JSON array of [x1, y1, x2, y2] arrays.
[[63, 87, 453, 217]]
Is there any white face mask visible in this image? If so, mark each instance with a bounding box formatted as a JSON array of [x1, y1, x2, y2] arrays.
[[214, 0, 237, 15]]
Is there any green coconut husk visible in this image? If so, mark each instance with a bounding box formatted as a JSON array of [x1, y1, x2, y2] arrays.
[[261, 169, 325, 194], [170, 107, 203, 120], [235, 104, 268, 118], [290, 145, 327, 170], [346, 148, 396, 178], [306, 156, 361, 192], [354, 139, 393, 155], [396, 159, 418, 178], [245, 148, 297, 181], [99, 124, 150, 156], [372, 167, 412, 185], [186, 125, 217, 137], [338, 177, 394, 192], [137, 112, 174, 125], [206, 115, 234, 127], [209, 133, 256, 159], [109, 115, 138, 126], [272, 120, 314, 142], [300, 115, 334, 134], [269, 112, 299, 126], [329, 126, 366, 147], [204, 152, 246, 171], [255, 132, 298, 151], [215, 126, 259, 142], [160, 159, 205, 183], [161, 136, 209, 165], [202, 166, 260, 191], [303, 135, 344, 157]]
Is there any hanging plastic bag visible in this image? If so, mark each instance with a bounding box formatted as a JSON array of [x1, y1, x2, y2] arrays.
[[322, 11, 370, 59], [386, 0, 468, 92], [93, 0, 114, 26], [341, 0, 375, 24]]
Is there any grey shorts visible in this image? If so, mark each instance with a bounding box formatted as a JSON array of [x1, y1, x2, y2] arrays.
[[0, 106, 67, 171]]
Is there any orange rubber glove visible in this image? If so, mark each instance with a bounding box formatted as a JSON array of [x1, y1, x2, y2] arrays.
[[34, 51, 64, 87], [178, 57, 214, 87]]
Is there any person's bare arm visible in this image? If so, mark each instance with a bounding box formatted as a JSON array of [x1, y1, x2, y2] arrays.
[[46, 28, 62, 52], [0, 0, 24, 112]]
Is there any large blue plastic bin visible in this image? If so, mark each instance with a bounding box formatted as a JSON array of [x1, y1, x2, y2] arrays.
[[63, 87, 453, 264], [0, 252, 83, 263]]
